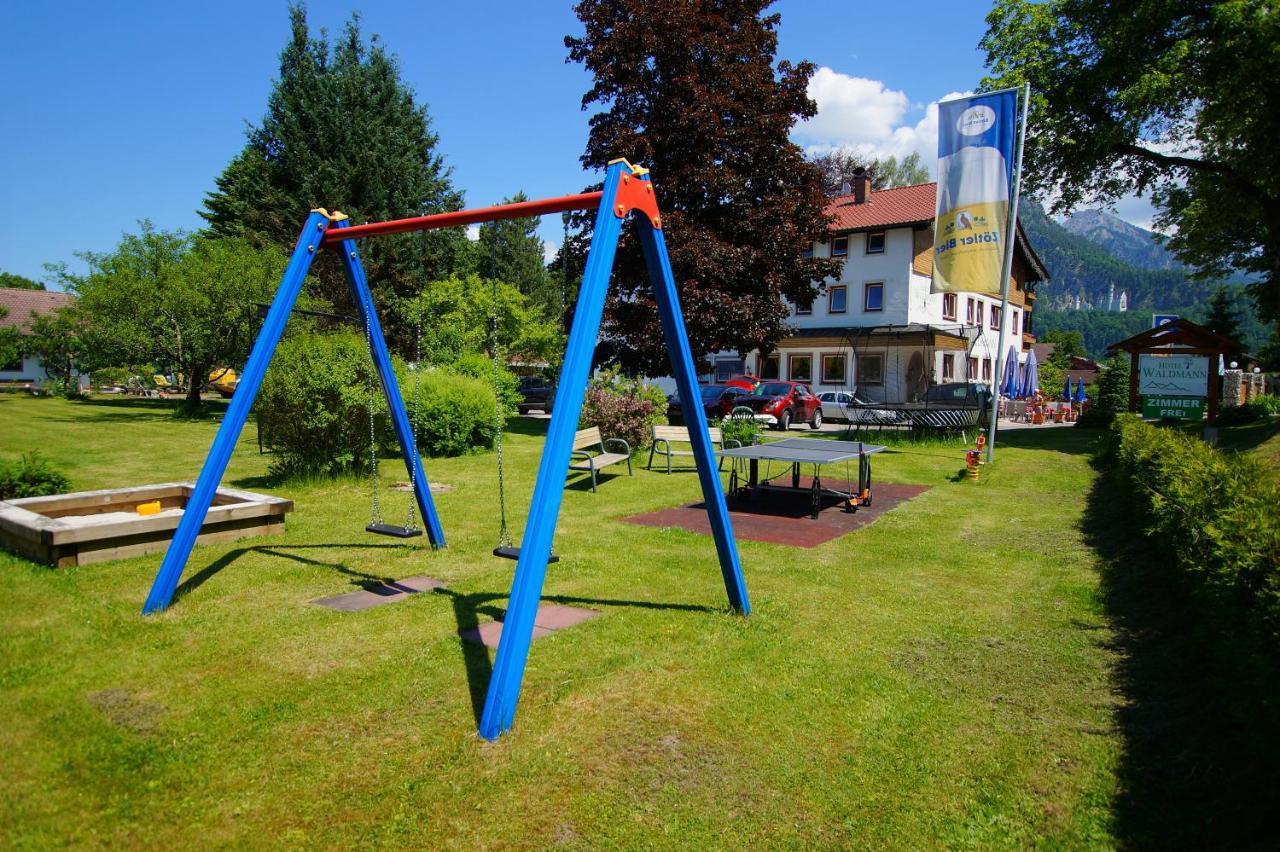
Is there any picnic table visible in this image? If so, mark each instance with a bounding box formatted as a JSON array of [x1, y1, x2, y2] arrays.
[[719, 437, 887, 519]]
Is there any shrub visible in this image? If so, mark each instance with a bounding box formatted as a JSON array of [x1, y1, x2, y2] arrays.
[[1077, 354, 1130, 428], [403, 366, 498, 458], [257, 331, 499, 476], [1100, 415, 1280, 642], [716, 414, 763, 447], [91, 367, 132, 388], [579, 368, 666, 450], [451, 352, 518, 417], [0, 451, 71, 499]]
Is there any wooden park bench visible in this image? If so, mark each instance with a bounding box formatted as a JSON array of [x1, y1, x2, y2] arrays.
[[647, 424, 741, 474], [568, 426, 632, 492]]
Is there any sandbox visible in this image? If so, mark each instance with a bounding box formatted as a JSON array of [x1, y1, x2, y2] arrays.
[[0, 483, 292, 567]]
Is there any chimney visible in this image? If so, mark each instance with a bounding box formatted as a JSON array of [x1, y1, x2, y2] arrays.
[[851, 166, 871, 204]]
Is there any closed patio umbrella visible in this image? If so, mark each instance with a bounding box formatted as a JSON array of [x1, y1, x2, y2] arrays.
[[999, 346, 1020, 397], [1063, 376, 1072, 401], [1019, 348, 1039, 399], [1075, 378, 1088, 403]]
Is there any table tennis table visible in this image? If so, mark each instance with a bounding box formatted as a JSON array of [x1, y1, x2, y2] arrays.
[[719, 437, 887, 519]]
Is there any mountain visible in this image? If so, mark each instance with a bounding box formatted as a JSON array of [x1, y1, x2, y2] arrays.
[[1018, 199, 1210, 311], [1059, 208, 1182, 271], [1019, 199, 1267, 357]]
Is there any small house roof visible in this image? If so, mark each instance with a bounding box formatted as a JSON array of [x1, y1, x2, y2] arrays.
[[0, 287, 74, 334]]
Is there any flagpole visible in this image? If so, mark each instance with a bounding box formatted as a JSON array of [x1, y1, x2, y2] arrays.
[[985, 81, 1031, 463]]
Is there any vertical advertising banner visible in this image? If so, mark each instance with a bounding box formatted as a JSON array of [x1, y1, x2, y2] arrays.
[[931, 90, 1019, 294]]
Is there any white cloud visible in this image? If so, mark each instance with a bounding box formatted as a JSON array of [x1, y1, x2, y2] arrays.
[[465, 224, 480, 242], [543, 240, 559, 265], [795, 67, 973, 177]]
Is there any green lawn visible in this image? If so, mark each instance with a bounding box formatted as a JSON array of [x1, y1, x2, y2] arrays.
[[0, 394, 1137, 846]]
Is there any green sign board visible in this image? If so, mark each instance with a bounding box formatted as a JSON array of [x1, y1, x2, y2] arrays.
[[1142, 395, 1204, 420]]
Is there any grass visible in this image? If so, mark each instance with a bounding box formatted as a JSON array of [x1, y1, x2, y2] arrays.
[[0, 392, 1231, 846]]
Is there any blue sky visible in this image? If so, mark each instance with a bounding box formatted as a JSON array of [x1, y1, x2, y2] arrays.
[[0, 1, 1153, 285]]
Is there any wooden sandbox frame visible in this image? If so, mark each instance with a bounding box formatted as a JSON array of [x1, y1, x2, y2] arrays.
[[0, 483, 293, 568]]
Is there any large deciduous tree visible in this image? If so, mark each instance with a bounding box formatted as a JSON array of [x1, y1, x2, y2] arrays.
[[0, 272, 44, 290], [202, 6, 467, 342], [981, 0, 1280, 331], [56, 224, 285, 406], [566, 0, 840, 374]]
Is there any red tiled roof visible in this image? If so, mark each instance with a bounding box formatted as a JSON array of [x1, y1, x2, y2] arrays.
[[825, 182, 937, 231], [0, 288, 75, 333]]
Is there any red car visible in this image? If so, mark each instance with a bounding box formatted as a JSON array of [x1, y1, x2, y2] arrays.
[[736, 381, 823, 430], [723, 374, 763, 392]]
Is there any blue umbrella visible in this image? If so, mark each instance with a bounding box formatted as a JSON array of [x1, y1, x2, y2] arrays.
[[1019, 348, 1039, 399], [1074, 378, 1088, 403], [1063, 376, 1072, 402], [999, 346, 1020, 397]]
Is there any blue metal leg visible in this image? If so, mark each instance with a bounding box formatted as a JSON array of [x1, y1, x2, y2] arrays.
[[477, 162, 629, 740], [637, 211, 750, 614], [333, 222, 445, 547], [142, 212, 331, 614]]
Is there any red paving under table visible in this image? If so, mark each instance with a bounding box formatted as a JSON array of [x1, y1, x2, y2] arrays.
[[623, 478, 929, 548]]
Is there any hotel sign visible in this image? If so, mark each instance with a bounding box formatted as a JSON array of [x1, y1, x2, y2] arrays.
[[1142, 396, 1204, 420], [1137, 354, 1208, 397]]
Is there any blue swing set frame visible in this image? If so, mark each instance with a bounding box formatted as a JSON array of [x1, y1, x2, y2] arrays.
[[141, 159, 749, 740]]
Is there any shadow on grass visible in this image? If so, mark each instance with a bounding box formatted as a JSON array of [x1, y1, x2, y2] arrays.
[[994, 424, 1104, 456], [433, 586, 719, 725], [1082, 470, 1280, 847], [171, 542, 404, 603], [503, 416, 550, 437]]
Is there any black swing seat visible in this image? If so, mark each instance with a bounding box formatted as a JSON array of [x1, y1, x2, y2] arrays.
[[493, 546, 559, 564], [367, 523, 424, 538]]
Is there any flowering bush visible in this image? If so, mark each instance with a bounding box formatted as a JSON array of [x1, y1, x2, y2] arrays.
[[579, 368, 666, 450]]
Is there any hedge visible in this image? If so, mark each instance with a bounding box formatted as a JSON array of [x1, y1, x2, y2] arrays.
[[257, 331, 498, 475], [1100, 415, 1280, 641]]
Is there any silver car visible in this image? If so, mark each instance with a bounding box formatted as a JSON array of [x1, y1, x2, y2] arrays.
[[817, 391, 899, 425]]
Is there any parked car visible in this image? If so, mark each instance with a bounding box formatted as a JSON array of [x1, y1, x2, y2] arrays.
[[667, 384, 748, 424], [817, 390, 898, 425], [516, 375, 555, 414], [722, 374, 763, 392], [923, 382, 992, 414], [736, 381, 823, 430]]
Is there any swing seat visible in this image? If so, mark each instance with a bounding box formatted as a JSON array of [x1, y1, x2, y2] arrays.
[[493, 546, 559, 564], [366, 523, 423, 538]]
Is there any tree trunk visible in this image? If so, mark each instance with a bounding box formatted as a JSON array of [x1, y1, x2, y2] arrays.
[[185, 362, 204, 406]]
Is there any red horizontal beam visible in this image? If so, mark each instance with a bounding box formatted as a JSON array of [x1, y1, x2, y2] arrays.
[[320, 191, 605, 244]]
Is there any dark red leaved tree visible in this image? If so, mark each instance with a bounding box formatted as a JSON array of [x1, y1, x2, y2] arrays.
[[566, 0, 839, 375]]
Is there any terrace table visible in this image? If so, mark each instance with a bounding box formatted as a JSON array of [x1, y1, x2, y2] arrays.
[[719, 437, 887, 519]]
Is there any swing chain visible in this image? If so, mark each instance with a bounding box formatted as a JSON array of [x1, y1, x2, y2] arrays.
[[363, 298, 382, 526], [402, 310, 422, 533], [491, 231, 511, 549]]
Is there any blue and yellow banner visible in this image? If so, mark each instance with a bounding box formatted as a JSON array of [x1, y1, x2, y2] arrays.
[[931, 90, 1018, 295]]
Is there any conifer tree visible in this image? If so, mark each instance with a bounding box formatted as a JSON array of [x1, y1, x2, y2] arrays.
[[202, 6, 467, 343], [476, 192, 557, 316]]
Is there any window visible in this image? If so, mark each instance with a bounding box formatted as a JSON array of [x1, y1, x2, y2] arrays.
[[942, 353, 955, 381], [857, 354, 884, 385], [714, 358, 745, 382], [1, 353, 22, 373], [821, 353, 847, 384], [975, 301, 984, 327], [866, 230, 886, 254], [864, 282, 884, 312], [795, 300, 812, 316], [759, 353, 779, 380], [1012, 311, 1020, 335], [981, 358, 991, 381], [832, 236, 849, 257], [828, 285, 847, 314], [967, 356, 978, 379], [788, 354, 813, 382], [942, 292, 957, 321], [801, 244, 814, 259], [990, 305, 1001, 330], [966, 298, 975, 324]]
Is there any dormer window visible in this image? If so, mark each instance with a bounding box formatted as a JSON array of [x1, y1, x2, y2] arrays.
[[866, 231, 886, 254], [832, 236, 849, 257]]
